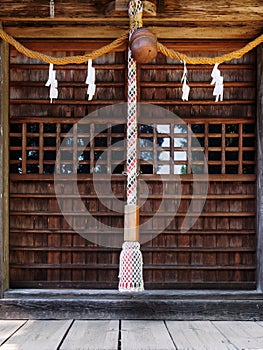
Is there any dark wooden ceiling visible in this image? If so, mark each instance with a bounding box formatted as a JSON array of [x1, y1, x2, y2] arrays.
[[0, 0, 262, 40]]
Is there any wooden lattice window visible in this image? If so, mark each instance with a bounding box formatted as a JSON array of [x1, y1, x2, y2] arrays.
[[10, 119, 256, 175]]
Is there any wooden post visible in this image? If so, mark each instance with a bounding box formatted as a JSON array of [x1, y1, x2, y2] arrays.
[[0, 37, 9, 295], [257, 44, 263, 293], [124, 204, 139, 241]]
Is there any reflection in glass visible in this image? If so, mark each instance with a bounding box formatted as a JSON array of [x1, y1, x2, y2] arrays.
[[140, 151, 153, 161], [158, 151, 170, 161], [174, 151, 187, 161], [174, 137, 187, 147], [160, 138, 170, 147], [157, 124, 170, 134], [174, 164, 186, 174], [157, 164, 170, 174], [174, 124, 187, 134]]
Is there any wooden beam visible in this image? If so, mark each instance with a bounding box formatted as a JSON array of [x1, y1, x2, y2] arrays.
[[3, 22, 263, 40], [0, 37, 9, 295], [257, 43, 263, 293]]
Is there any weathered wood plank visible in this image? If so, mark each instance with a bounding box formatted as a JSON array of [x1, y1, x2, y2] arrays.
[[213, 321, 263, 349], [4, 23, 263, 40], [0, 320, 26, 346], [0, 39, 9, 295], [166, 321, 236, 350], [0, 320, 72, 350], [121, 320, 175, 349], [60, 320, 119, 350], [1, 0, 263, 21], [257, 44, 263, 292]]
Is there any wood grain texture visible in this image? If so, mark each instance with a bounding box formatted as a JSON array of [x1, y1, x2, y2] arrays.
[[0, 320, 72, 350], [257, 44, 263, 292], [0, 40, 9, 295], [1, 0, 263, 39], [8, 40, 257, 290], [213, 321, 263, 349], [121, 320, 175, 349], [60, 320, 119, 350], [1, 290, 263, 320], [166, 321, 236, 350], [0, 320, 26, 346]]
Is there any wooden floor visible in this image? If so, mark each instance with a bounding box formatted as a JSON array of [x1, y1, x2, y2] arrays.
[[0, 320, 263, 349]]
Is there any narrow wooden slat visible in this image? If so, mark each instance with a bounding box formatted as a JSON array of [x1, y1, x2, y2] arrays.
[[238, 123, 243, 174], [9, 193, 256, 200], [213, 321, 263, 349], [9, 247, 256, 253], [22, 123, 27, 174], [39, 122, 44, 174], [257, 44, 263, 292], [0, 320, 26, 346], [121, 321, 175, 350], [10, 99, 123, 105], [221, 123, 225, 174], [60, 320, 119, 350], [1, 320, 72, 350], [0, 39, 9, 294], [9, 211, 256, 217], [166, 321, 236, 350], [9, 99, 256, 105], [9, 173, 256, 181], [9, 263, 256, 270], [9, 117, 256, 124]]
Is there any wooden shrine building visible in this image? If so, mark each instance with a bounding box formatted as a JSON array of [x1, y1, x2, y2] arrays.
[[0, 0, 263, 319]]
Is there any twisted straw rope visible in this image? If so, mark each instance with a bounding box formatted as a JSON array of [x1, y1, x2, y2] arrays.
[[0, 27, 263, 65], [157, 33, 263, 65], [0, 28, 129, 64]]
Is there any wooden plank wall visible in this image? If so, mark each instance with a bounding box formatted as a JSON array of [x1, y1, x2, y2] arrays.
[[8, 40, 257, 289], [0, 40, 9, 294], [257, 44, 263, 292]]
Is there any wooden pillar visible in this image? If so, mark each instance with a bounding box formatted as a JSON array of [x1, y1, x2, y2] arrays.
[[0, 37, 9, 295], [257, 44, 263, 292]]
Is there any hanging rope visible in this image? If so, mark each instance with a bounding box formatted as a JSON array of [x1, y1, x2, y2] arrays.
[[126, 0, 143, 206], [118, 0, 144, 293], [0, 28, 263, 65], [0, 28, 128, 64], [157, 33, 263, 65]]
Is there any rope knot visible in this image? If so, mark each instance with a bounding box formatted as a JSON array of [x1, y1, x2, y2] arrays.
[[128, 0, 143, 31]]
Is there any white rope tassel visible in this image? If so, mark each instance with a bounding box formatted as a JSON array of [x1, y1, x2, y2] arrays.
[[45, 63, 58, 103], [118, 0, 144, 293], [119, 241, 144, 292], [211, 63, 224, 102], [85, 59, 96, 101]]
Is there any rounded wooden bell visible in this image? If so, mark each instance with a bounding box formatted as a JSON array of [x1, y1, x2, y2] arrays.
[[129, 28, 157, 64]]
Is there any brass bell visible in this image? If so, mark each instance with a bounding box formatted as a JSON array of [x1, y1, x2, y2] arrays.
[[129, 27, 158, 64]]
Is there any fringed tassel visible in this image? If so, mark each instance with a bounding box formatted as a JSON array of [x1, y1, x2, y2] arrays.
[[118, 241, 144, 292]]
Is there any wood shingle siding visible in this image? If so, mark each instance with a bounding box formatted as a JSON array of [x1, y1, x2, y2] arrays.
[[8, 40, 257, 289]]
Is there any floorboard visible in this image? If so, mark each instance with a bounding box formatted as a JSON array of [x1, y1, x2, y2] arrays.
[[213, 321, 263, 350], [0, 320, 26, 346], [166, 320, 237, 350], [59, 320, 119, 350], [121, 320, 175, 350], [0, 320, 72, 350]]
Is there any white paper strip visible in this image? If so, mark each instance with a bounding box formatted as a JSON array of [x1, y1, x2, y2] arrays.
[[211, 63, 224, 102], [181, 61, 190, 101], [45, 63, 58, 103], [85, 59, 96, 101]]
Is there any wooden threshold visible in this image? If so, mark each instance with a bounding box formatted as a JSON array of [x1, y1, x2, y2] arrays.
[[1, 289, 263, 320]]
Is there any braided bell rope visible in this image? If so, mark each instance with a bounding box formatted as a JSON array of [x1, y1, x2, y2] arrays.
[[126, 0, 143, 206]]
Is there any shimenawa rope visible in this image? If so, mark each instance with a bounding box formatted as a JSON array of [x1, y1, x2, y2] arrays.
[[0, 28, 263, 65]]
